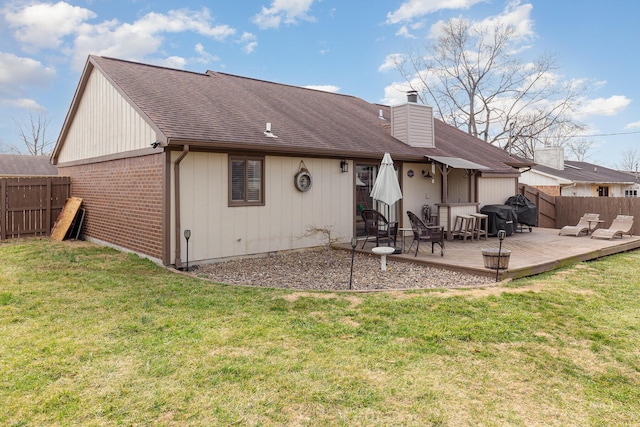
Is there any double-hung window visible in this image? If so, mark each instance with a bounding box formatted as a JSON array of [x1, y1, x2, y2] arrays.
[[229, 156, 264, 206]]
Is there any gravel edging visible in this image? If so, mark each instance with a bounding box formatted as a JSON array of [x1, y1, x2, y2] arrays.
[[192, 248, 496, 291]]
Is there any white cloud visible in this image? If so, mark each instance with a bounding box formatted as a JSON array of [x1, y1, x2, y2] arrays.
[[194, 43, 220, 64], [71, 8, 236, 70], [304, 85, 340, 93], [1, 97, 45, 111], [378, 53, 403, 72], [238, 32, 258, 54], [0, 52, 56, 97], [387, 0, 485, 25], [4, 3, 238, 70], [427, 2, 535, 46], [4, 1, 96, 50], [625, 120, 640, 129], [471, 1, 535, 44], [395, 25, 416, 39], [578, 95, 630, 117], [381, 81, 414, 105], [252, 0, 315, 29]]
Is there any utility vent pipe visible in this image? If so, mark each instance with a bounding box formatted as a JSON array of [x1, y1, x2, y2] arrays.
[[264, 122, 278, 138]]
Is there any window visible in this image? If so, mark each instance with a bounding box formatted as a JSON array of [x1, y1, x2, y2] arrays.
[[597, 186, 609, 197], [229, 156, 264, 206], [625, 189, 638, 197]]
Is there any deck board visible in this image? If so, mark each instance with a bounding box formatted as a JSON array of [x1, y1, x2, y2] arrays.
[[344, 227, 640, 281]]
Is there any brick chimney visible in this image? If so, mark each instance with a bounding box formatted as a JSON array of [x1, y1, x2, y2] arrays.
[[390, 91, 435, 148]]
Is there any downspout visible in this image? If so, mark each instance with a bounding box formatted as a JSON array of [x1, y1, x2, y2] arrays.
[[560, 182, 576, 196], [174, 144, 190, 269]]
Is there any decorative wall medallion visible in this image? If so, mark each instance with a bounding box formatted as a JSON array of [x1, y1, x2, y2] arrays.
[[294, 170, 312, 192]]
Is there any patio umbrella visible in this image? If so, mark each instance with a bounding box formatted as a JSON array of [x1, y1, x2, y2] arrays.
[[370, 152, 403, 247]]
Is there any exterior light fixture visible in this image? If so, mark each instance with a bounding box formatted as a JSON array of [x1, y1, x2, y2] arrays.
[[340, 159, 349, 173], [184, 229, 191, 272], [496, 229, 506, 282]]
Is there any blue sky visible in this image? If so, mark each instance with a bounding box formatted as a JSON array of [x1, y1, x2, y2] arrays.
[[1, 0, 638, 167]]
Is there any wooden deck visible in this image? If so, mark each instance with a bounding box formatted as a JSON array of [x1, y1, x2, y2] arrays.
[[344, 228, 640, 281]]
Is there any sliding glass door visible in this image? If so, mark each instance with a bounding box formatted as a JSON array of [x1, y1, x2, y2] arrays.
[[355, 164, 400, 237]]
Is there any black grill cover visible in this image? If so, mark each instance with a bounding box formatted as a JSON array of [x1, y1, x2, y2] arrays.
[[480, 204, 518, 236], [505, 194, 537, 227]]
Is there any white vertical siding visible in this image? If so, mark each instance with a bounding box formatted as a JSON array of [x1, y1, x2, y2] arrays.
[[400, 162, 442, 226], [57, 69, 156, 163], [477, 176, 518, 206], [172, 153, 354, 263], [447, 169, 471, 203]]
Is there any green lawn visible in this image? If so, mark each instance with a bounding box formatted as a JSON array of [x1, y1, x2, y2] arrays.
[[1, 239, 639, 426]]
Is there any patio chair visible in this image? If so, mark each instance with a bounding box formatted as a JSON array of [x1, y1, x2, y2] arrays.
[[360, 209, 398, 249], [407, 211, 444, 257], [591, 215, 634, 240], [558, 213, 600, 236]]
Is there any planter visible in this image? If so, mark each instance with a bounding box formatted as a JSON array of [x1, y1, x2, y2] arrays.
[[482, 248, 511, 269]]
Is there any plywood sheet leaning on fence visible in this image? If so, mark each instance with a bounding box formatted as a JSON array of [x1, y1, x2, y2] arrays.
[[51, 197, 83, 241]]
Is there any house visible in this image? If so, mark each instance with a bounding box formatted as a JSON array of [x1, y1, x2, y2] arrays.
[[51, 56, 531, 267], [520, 147, 640, 197], [0, 154, 57, 176]]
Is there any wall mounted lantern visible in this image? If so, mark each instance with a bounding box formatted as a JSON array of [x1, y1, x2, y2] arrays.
[[340, 159, 349, 173]]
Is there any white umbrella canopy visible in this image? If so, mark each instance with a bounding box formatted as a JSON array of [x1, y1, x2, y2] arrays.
[[370, 152, 403, 207]]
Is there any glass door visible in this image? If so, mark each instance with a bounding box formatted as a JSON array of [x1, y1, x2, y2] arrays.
[[355, 164, 400, 237]]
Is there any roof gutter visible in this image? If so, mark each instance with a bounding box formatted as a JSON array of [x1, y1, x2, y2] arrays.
[[173, 144, 189, 269]]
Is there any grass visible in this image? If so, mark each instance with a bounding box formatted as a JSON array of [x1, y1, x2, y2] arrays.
[[1, 238, 640, 426]]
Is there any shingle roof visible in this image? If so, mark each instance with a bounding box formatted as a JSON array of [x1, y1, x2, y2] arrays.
[[0, 155, 57, 176], [534, 160, 640, 184], [61, 55, 531, 173]]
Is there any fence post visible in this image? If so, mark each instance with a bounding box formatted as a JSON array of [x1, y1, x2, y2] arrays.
[[0, 178, 5, 240], [46, 178, 52, 236]]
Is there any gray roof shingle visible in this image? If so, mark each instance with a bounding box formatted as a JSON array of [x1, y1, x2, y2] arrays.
[[534, 160, 640, 184], [0, 155, 57, 176], [65, 56, 531, 173]]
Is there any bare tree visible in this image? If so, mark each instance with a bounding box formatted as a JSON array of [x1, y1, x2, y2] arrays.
[[565, 138, 594, 162], [12, 112, 54, 156], [617, 147, 640, 172], [394, 19, 587, 159]]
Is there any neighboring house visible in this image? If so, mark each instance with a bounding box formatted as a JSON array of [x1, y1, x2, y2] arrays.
[[0, 154, 57, 176], [51, 56, 531, 267], [520, 147, 640, 197]]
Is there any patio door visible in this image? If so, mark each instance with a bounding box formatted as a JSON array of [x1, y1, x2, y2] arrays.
[[355, 164, 400, 237]]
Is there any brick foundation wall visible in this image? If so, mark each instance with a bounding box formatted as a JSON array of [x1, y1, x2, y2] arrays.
[[58, 154, 164, 260], [533, 185, 561, 197]]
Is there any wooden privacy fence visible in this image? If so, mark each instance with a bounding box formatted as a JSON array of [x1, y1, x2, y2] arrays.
[[519, 184, 556, 229], [518, 184, 640, 235], [0, 176, 71, 240], [555, 196, 640, 236]]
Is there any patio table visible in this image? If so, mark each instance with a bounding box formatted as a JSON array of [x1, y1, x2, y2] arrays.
[[587, 219, 604, 234]]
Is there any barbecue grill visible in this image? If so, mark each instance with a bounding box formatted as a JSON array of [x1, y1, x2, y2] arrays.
[[480, 204, 518, 236], [505, 194, 537, 232]]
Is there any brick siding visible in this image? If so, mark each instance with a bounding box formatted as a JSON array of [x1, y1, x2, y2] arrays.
[[58, 154, 164, 260], [532, 185, 560, 197]]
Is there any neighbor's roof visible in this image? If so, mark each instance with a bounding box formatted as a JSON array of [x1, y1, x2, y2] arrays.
[[533, 160, 640, 184], [55, 55, 531, 173], [0, 154, 57, 176]]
